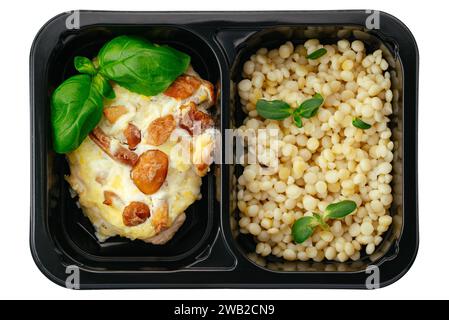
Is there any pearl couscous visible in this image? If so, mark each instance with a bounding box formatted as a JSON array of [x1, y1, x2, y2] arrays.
[[237, 39, 394, 262]]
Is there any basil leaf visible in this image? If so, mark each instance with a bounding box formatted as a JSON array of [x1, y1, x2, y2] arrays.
[[256, 99, 292, 120], [307, 48, 327, 60], [51, 74, 103, 153], [74, 56, 96, 75], [98, 35, 190, 96], [292, 109, 303, 128], [324, 200, 357, 219], [292, 216, 317, 244], [352, 118, 372, 129], [313, 213, 328, 230], [298, 93, 324, 118], [92, 73, 115, 99]]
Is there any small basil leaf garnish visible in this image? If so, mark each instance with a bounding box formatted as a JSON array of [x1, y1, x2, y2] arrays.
[[292, 109, 303, 128], [307, 48, 327, 60], [292, 216, 317, 244], [313, 213, 328, 230], [256, 99, 292, 120], [291, 200, 358, 244], [324, 200, 357, 219], [98, 35, 190, 96], [256, 94, 323, 128], [92, 73, 115, 99], [74, 56, 97, 75], [297, 93, 324, 118], [352, 118, 372, 130], [51, 74, 103, 153]]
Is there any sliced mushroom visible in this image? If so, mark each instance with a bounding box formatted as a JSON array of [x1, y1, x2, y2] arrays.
[[89, 127, 138, 166], [103, 191, 119, 206], [192, 133, 214, 177], [179, 102, 214, 135], [164, 75, 202, 100], [131, 150, 169, 195], [147, 115, 176, 146], [151, 201, 169, 233], [124, 123, 141, 150], [202, 80, 216, 107], [95, 171, 108, 185], [122, 201, 151, 227], [144, 212, 186, 245], [103, 105, 127, 124]]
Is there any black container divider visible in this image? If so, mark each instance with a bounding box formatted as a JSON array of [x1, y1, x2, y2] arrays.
[[31, 10, 418, 289]]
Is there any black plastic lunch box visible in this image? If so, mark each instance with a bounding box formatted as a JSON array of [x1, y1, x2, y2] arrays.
[[30, 10, 419, 289]]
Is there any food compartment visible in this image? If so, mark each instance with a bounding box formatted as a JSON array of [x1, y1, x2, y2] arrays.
[[225, 25, 410, 272], [32, 22, 221, 271]]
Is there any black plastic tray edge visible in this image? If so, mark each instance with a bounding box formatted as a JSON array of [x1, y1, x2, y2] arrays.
[[30, 12, 68, 289]]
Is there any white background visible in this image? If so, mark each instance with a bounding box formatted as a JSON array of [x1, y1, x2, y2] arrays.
[[0, 0, 442, 300]]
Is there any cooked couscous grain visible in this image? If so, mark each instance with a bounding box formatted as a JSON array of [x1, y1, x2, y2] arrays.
[[237, 39, 394, 262]]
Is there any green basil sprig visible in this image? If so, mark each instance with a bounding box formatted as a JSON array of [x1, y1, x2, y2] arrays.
[[256, 93, 324, 128], [295, 93, 324, 119], [324, 200, 357, 219], [292, 110, 302, 128], [255, 100, 292, 120], [51, 35, 191, 153], [352, 118, 372, 130], [98, 36, 190, 96], [307, 48, 327, 60], [51, 74, 104, 153], [291, 216, 317, 244], [92, 73, 115, 100], [291, 200, 357, 244], [74, 56, 96, 75]]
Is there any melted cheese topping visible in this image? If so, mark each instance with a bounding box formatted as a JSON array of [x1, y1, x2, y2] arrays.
[[66, 75, 214, 242]]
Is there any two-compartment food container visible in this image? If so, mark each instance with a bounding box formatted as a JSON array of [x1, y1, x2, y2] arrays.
[[30, 10, 419, 289]]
